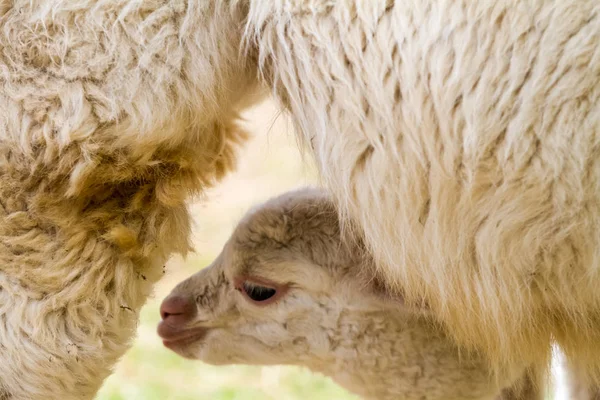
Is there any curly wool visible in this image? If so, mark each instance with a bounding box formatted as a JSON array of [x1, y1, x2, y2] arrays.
[[0, 1, 258, 398]]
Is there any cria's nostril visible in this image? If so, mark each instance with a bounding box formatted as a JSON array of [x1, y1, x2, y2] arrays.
[[159, 295, 196, 323]]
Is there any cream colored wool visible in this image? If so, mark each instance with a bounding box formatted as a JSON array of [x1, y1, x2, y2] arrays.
[[239, 0, 600, 389], [2, 0, 600, 398], [161, 188, 538, 400], [0, 1, 259, 398]]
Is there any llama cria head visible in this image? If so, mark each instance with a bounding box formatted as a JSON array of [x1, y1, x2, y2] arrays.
[[158, 188, 520, 400], [157, 188, 372, 365]]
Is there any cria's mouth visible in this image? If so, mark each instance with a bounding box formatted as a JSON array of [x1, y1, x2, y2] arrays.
[[157, 322, 208, 349]]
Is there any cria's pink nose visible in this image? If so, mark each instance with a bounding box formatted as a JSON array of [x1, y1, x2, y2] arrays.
[[159, 295, 196, 326]]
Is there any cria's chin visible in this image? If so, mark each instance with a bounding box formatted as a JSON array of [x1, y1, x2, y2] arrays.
[[164, 340, 205, 360], [197, 347, 236, 366]]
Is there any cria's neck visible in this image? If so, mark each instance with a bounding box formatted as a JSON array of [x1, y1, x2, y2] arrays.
[[308, 311, 504, 400]]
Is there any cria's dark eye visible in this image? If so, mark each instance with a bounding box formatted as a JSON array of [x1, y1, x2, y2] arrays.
[[242, 282, 276, 302]]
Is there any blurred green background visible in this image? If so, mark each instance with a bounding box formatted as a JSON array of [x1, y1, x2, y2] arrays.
[[95, 99, 565, 400], [95, 100, 360, 400]]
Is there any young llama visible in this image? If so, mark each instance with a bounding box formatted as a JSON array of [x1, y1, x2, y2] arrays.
[[159, 188, 540, 400]]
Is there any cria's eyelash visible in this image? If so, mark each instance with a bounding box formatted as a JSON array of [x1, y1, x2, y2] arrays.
[[242, 281, 277, 302]]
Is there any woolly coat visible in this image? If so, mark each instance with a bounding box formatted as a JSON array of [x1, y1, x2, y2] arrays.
[[1, 0, 599, 398]]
